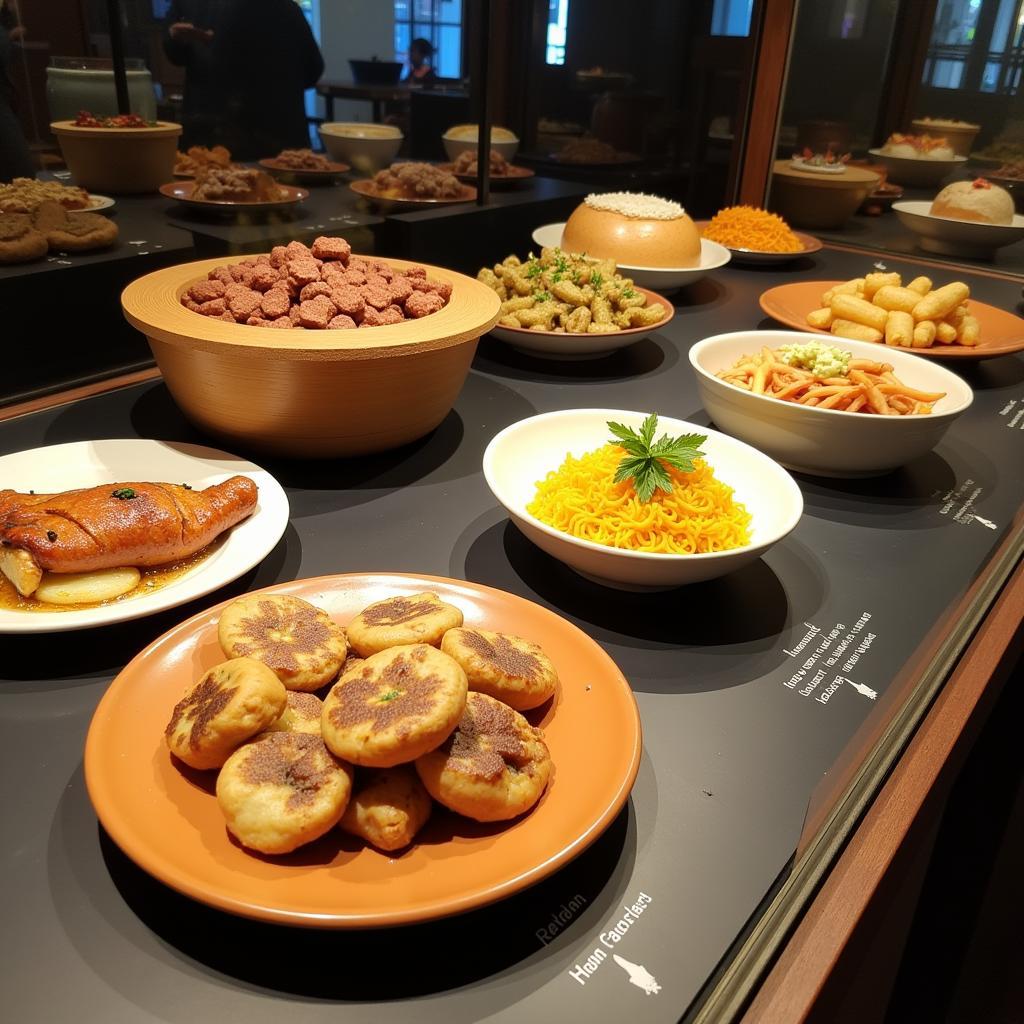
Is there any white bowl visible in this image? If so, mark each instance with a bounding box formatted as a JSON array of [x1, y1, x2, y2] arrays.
[[532, 222, 730, 290], [867, 148, 967, 187], [689, 331, 974, 477], [483, 408, 802, 590], [318, 122, 402, 174], [893, 199, 1024, 258], [442, 128, 519, 164]]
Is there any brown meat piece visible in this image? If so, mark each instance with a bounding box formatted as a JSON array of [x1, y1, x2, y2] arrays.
[[285, 240, 312, 260], [0, 477, 258, 579], [188, 279, 225, 303], [287, 258, 320, 286], [328, 314, 358, 330], [199, 298, 227, 316], [227, 288, 261, 320], [329, 285, 365, 318], [298, 295, 336, 329], [269, 245, 289, 268], [405, 290, 445, 318], [362, 285, 392, 310], [312, 236, 351, 262], [388, 275, 413, 304], [300, 281, 333, 302], [250, 265, 279, 292], [362, 304, 405, 326], [260, 289, 291, 318], [404, 265, 427, 279]]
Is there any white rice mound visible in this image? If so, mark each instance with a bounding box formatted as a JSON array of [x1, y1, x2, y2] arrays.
[[583, 192, 686, 220]]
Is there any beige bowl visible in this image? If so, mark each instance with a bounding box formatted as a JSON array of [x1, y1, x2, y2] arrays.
[[318, 122, 403, 174], [769, 160, 879, 229], [911, 119, 980, 157], [121, 256, 501, 458], [561, 203, 702, 267], [442, 125, 519, 163], [50, 119, 181, 194]]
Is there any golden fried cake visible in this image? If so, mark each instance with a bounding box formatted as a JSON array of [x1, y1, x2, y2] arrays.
[[216, 732, 353, 854], [339, 766, 433, 851], [346, 591, 464, 656], [266, 690, 324, 736], [416, 692, 552, 822], [165, 657, 287, 770], [218, 594, 348, 691], [344, 593, 464, 655], [440, 628, 558, 710], [321, 644, 468, 767]]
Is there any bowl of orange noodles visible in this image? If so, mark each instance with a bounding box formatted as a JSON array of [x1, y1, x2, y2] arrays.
[[689, 330, 973, 477], [483, 408, 802, 589]]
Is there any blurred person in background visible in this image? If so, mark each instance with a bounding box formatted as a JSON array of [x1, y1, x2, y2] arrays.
[[406, 37, 437, 85], [0, 0, 34, 181], [163, 0, 323, 159]]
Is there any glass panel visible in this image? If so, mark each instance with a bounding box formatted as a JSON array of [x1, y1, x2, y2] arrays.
[[394, 22, 412, 65], [414, 0, 435, 20], [439, 0, 462, 24], [436, 24, 461, 79], [711, 0, 754, 36]]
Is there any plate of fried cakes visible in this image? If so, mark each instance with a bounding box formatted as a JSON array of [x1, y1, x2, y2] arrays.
[[84, 572, 642, 927]]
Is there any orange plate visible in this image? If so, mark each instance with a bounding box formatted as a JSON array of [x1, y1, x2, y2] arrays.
[[84, 573, 642, 928], [349, 178, 477, 206], [760, 280, 1024, 360], [258, 157, 350, 180], [158, 180, 308, 210], [438, 163, 536, 187], [694, 221, 822, 264]]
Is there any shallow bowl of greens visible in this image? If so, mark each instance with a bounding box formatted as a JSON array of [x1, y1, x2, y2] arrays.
[[690, 330, 974, 477], [483, 408, 802, 590]]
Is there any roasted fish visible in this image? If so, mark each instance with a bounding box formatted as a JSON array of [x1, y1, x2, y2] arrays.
[[0, 476, 258, 596]]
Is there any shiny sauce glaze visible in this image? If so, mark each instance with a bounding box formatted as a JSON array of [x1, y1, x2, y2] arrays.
[[0, 537, 224, 613]]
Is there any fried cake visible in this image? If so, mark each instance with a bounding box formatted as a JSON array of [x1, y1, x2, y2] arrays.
[[346, 591, 464, 656]]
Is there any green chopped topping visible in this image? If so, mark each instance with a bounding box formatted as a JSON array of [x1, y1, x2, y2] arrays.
[[379, 689, 401, 703], [111, 488, 137, 500], [778, 341, 851, 378]]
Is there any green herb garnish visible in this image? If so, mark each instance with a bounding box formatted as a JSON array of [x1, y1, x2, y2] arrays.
[[607, 414, 707, 502], [525, 261, 543, 279], [590, 272, 603, 290], [623, 287, 637, 298], [379, 689, 401, 703], [111, 487, 137, 500], [534, 290, 552, 302]]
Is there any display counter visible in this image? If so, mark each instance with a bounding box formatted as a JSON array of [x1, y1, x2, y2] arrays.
[[2, 244, 1022, 1023]]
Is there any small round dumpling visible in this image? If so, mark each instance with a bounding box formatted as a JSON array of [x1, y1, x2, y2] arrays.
[[440, 628, 558, 710], [321, 644, 467, 767], [218, 594, 348, 691], [339, 766, 433, 851], [265, 690, 324, 736], [345, 592, 463, 657], [165, 657, 287, 770], [416, 692, 552, 822], [216, 732, 353, 854]]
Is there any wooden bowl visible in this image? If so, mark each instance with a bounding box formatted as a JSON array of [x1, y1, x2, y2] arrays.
[[121, 256, 501, 458], [50, 120, 181, 194], [769, 160, 879, 229]]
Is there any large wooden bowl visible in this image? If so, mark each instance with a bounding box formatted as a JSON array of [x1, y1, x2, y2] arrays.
[[50, 120, 181, 194], [121, 256, 501, 458]]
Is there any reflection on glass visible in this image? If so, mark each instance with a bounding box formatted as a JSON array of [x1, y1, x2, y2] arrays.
[[711, 0, 754, 37], [546, 0, 569, 65]]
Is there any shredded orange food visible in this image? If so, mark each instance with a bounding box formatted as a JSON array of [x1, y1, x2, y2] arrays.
[[703, 205, 802, 253], [527, 445, 752, 554]]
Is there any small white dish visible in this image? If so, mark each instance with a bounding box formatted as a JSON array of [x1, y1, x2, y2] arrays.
[[442, 128, 519, 164], [483, 408, 802, 590], [0, 439, 289, 633], [867, 148, 967, 187], [689, 330, 974, 477], [532, 222, 730, 290], [318, 122, 403, 174], [893, 199, 1024, 258], [789, 159, 847, 175], [70, 194, 115, 213]]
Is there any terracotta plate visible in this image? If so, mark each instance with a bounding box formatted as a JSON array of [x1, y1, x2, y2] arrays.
[[438, 162, 536, 187], [158, 180, 308, 211], [84, 572, 642, 928], [349, 179, 476, 207], [694, 220, 821, 265], [759, 280, 1024, 360], [258, 157, 350, 182]]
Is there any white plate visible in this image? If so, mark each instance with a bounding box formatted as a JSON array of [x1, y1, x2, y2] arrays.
[[789, 159, 847, 174], [0, 440, 289, 633], [75, 194, 115, 213], [531, 222, 731, 290], [689, 331, 973, 477], [483, 409, 802, 590], [893, 199, 1024, 258], [867, 148, 967, 187]]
